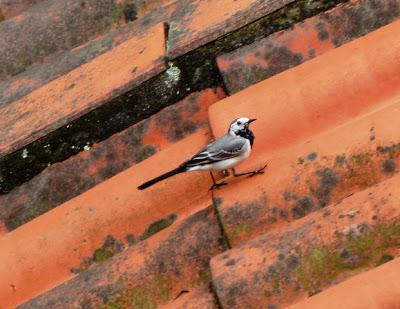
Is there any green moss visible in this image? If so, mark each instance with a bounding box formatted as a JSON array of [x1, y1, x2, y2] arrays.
[[197, 269, 212, 285], [111, 6, 124, 26], [294, 223, 400, 295], [93, 248, 113, 263], [104, 276, 169, 309], [104, 303, 121, 309], [231, 222, 251, 240], [17, 52, 26, 65], [141, 214, 177, 240], [375, 254, 394, 266]]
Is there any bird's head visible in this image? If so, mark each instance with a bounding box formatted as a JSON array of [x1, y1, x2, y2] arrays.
[[228, 117, 256, 135]]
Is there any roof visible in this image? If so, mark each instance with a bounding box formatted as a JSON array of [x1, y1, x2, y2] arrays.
[[0, 0, 400, 308]]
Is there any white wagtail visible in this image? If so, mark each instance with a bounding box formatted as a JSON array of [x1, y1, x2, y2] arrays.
[[138, 117, 267, 190]]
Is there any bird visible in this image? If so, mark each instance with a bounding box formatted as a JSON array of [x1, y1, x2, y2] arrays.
[[137, 117, 268, 190]]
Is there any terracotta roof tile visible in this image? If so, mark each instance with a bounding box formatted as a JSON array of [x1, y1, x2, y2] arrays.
[[0, 88, 225, 233], [1, 1, 399, 308], [209, 19, 400, 152], [213, 98, 400, 246], [216, 0, 400, 94], [167, 0, 296, 58], [20, 206, 225, 308], [0, 0, 141, 80], [0, 23, 166, 157], [211, 174, 400, 308], [288, 257, 400, 309], [0, 130, 213, 308], [0, 0, 176, 106]]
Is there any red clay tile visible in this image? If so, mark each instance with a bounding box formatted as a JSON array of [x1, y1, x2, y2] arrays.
[[0, 0, 178, 106], [0, 129, 215, 308], [211, 174, 400, 308], [209, 19, 400, 153], [160, 285, 218, 309], [20, 205, 225, 308], [0, 0, 140, 80], [0, 23, 165, 157], [167, 0, 296, 58], [0, 0, 41, 19], [0, 88, 225, 233], [213, 99, 400, 246], [216, 0, 400, 93], [288, 257, 400, 309]]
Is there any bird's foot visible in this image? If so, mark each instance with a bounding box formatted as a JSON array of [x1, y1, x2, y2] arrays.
[[209, 181, 228, 191], [247, 162, 269, 178]]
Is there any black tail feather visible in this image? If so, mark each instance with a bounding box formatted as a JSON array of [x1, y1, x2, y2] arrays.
[[137, 166, 186, 190]]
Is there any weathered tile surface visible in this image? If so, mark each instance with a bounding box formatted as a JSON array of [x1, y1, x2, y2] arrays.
[[288, 257, 400, 309], [213, 99, 400, 246], [211, 175, 400, 308], [20, 206, 225, 308], [209, 20, 400, 150], [0, 0, 139, 81], [0, 130, 213, 308], [0, 88, 225, 232], [0, 23, 165, 157], [167, 0, 297, 58], [0, 0, 178, 106], [217, 0, 400, 93]]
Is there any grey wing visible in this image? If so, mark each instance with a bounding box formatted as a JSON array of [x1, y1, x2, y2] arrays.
[[183, 135, 246, 168]]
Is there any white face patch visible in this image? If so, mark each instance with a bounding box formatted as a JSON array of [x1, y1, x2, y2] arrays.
[[229, 117, 251, 134]]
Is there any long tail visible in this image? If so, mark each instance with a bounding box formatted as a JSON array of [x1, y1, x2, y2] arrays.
[[137, 166, 186, 190]]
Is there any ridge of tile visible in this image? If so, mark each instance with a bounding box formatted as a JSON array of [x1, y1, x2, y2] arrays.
[[288, 257, 400, 309], [0, 22, 166, 158], [0, 0, 139, 81], [0, 0, 177, 106], [209, 19, 400, 155], [213, 97, 400, 246], [0, 129, 213, 308], [19, 205, 225, 308], [210, 174, 400, 308], [167, 0, 297, 58], [216, 0, 400, 94], [0, 88, 226, 234]]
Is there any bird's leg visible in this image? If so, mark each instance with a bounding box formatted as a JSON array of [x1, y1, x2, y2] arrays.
[[209, 171, 228, 191], [231, 162, 269, 178]]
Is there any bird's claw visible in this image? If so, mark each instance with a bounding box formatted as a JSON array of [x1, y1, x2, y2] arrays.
[[209, 181, 228, 191], [247, 162, 269, 178]]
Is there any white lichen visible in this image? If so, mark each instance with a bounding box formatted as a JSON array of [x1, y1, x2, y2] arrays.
[[164, 62, 181, 88], [21, 149, 28, 159]]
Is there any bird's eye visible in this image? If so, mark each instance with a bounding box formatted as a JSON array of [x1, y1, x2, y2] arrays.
[[237, 121, 242, 125]]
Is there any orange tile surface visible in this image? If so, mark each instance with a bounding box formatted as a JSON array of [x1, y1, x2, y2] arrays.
[[0, 88, 226, 234], [1, 2, 400, 308], [216, 0, 400, 94], [211, 174, 400, 308], [0, 130, 213, 308], [20, 205, 224, 308], [209, 19, 400, 162], [214, 98, 400, 246], [0, 23, 165, 157], [288, 257, 400, 309], [167, 0, 296, 57]]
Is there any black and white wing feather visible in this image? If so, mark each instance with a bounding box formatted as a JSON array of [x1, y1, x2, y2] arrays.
[[182, 135, 246, 168]]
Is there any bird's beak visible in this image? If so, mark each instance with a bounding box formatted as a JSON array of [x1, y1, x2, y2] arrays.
[[248, 118, 257, 124]]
